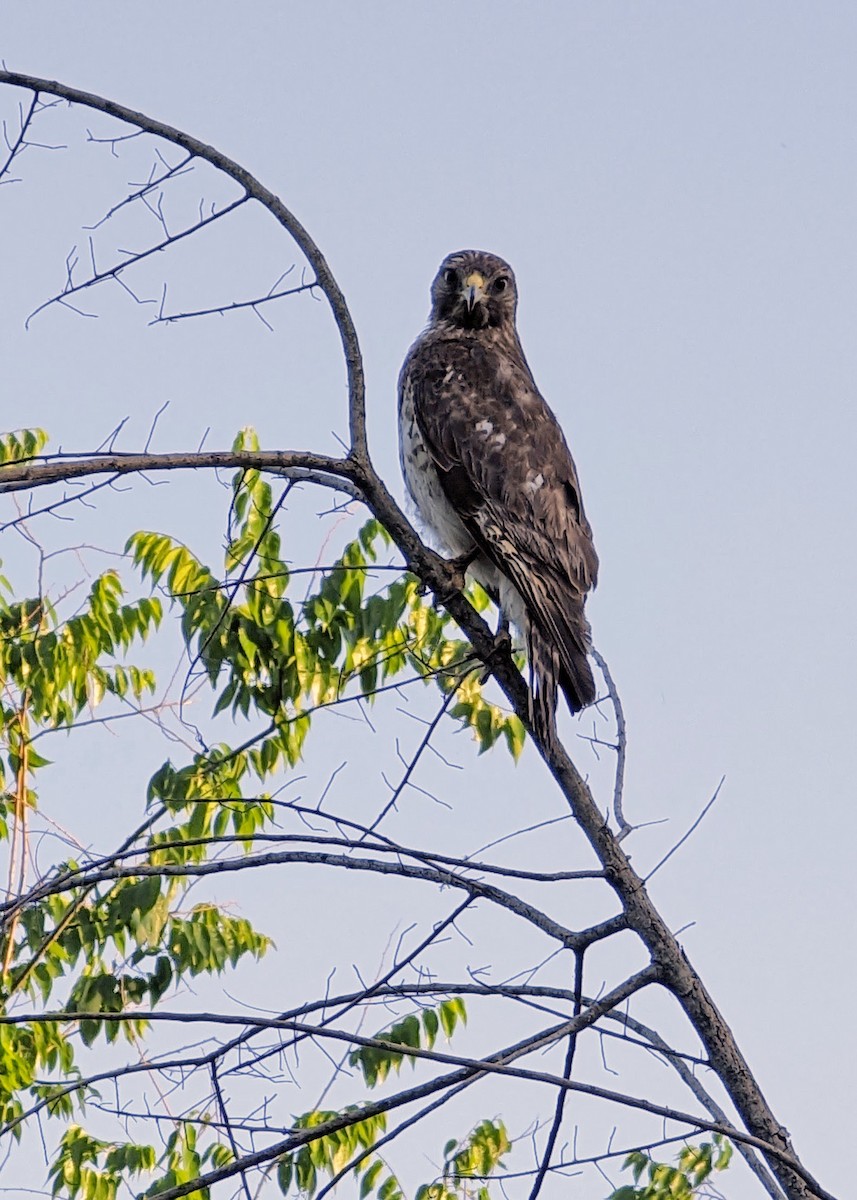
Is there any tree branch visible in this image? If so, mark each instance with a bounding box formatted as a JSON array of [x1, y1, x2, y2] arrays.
[[1, 845, 625, 954], [0, 71, 368, 458], [0, 448, 359, 495], [16, 967, 825, 1200]]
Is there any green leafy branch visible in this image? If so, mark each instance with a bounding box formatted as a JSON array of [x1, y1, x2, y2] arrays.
[[609, 1135, 733, 1200]]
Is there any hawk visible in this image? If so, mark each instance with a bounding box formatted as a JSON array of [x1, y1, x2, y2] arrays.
[[398, 250, 598, 741]]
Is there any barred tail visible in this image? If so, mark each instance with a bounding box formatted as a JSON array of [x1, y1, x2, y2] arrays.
[[528, 625, 561, 746], [528, 622, 596, 746]]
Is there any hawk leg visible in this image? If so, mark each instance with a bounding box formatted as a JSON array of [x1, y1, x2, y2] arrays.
[[481, 587, 513, 651], [477, 614, 515, 686]]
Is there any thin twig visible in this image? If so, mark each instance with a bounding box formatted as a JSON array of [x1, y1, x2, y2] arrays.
[[591, 648, 630, 839], [644, 777, 725, 883]]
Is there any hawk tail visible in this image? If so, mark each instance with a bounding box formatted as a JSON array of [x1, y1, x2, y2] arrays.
[[527, 622, 596, 746], [528, 626, 560, 746]]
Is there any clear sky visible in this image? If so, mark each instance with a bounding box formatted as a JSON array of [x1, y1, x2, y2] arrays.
[[2, 4, 855, 1198]]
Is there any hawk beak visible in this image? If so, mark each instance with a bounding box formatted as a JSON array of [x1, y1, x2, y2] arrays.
[[463, 271, 486, 312]]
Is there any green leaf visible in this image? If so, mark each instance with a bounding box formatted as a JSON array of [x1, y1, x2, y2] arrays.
[[0, 427, 49, 465], [360, 1160, 384, 1198], [278, 1155, 293, 1194]]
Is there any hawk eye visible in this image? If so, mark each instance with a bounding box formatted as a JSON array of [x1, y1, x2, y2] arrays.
[[492, 275, 510, 294], [442, 268, 458, 286]]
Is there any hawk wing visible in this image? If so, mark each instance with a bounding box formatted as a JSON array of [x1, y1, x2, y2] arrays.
[[404, 337, 598, 726]]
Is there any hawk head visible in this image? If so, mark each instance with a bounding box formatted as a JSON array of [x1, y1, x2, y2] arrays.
[[429, 250, 518, 331]]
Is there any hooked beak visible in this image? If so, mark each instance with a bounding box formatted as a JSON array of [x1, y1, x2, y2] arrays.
[[463, 271, 486, 312]]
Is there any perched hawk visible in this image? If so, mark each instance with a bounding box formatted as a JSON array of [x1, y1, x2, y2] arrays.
[[398, 250, 598, 741]]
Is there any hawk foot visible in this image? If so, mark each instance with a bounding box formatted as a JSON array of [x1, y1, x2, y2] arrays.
[[494, 612, 511, 646], [478, 619, 514, 684], [445, 547, 479, 592], [428, 547, 480, 603]]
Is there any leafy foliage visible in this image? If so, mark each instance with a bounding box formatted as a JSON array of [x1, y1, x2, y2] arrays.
[[608, 1136, 733, 1199], [0, 426, 49, 466], [47, 1123, 233, 1200], [276, 1106, 510, 1200], [0, 427, 734, 1200], [277, 1108, 391, 1199], [275, 1004, 509, 1200], [420, 1120, 513, 1200], [48, 1125, 156, 1200], [0, 428, 532, 1200], [349, 999, 467, 1088], [127, 428, 523, 764], [0, 563, 160, 752]]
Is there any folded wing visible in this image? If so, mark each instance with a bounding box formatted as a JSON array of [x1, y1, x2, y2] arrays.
[[405, 338, 598, 734]]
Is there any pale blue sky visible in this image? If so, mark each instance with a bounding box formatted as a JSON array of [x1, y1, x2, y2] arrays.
[[2, 4, 855, 1198]]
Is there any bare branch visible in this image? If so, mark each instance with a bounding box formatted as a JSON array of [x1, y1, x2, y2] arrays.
[[151, 278, 317, 324], [0, 91, 37, 183], [7, 967, 826, 1200], [0, 448, 360, 495], [605, 1008, 785, 1200], [528, 949, 585, 1200], [0, 70, 367, 457], [1, 844, 623, 954], [644, 776, 725, 883], [83, 149, 194, 228], [25, 194, 250, 328]]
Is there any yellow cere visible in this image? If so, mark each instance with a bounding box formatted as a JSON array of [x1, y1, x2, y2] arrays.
[[464, 272, 485, 289]]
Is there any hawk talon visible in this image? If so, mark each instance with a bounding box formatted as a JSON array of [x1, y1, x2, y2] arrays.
[[428, 548, 479, 604], [445, 547, 479, 593]]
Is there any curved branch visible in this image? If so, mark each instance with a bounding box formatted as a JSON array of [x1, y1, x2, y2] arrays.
[[4, 846, 624, 953], [5, 827, 603, 907], [0, 70, 368, 457], [591, 647, 630, 839]]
